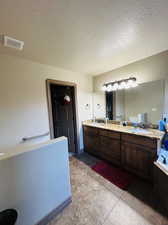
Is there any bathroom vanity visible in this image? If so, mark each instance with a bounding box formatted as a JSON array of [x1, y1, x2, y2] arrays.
[[83, 121, 164, 181]]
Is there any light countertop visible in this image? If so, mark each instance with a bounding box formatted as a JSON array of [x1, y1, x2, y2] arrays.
[[0, 136, 67, 161], [154, 161, 168, 176], [83, 121, 164, 140]]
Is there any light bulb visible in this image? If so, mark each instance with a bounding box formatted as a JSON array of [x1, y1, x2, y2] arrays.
[[120, 81, 126, 89], [107, 84, 112, 92], [128, 79, 134, 86], [127, 78, 138, 88], [125, 81, 131, 89], [102, 85, 107, 91], [111, 85, 115, 91], [118, 84, 123, 90], [132, 81, 138, 87], [113, 82, 119, 90]]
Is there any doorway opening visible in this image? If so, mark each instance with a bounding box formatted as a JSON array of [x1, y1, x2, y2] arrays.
[[106, 91, 115, 120], [46, 79, 79, 154]]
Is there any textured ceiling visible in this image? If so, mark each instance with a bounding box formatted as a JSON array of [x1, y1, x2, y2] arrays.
[[0, 0, 168, 75]]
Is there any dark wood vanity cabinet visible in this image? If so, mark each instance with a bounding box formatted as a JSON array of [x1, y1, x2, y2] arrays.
[[83, 125, 158, 180], [99, 129, 121, 165], [83, 126, 101, 156], [121, 142, 156, 179], [121, 134, 157, 179], [83, 126, 121, 164]]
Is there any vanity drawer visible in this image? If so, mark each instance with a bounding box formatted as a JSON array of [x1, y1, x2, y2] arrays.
[[83, 126, 99, 136], [99, 129, 120, 139], [121, 133, 157, 149]]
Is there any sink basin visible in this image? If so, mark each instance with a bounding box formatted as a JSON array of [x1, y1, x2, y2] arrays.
[[94, 120, 105, 124], [129, 128, 151, 134], [92, 122, 105, 127]]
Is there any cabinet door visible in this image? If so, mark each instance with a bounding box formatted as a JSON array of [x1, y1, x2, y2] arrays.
[[83, 126, 100, 156], [121, 142, 156, 179], [100, 136, 121, 165]]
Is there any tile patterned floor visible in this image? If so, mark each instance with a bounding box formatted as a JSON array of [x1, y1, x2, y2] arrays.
[[48, 153, 168, 225]]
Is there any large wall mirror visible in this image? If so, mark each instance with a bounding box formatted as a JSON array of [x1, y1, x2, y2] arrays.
[[93, 79, 165, 125]]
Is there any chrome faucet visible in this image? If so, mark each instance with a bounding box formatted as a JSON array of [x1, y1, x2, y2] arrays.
[[105, 117, 108, 125], [93, 116, 96, 123]]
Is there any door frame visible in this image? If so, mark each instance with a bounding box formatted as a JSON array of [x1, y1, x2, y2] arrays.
[[46, 79, 80, 154]]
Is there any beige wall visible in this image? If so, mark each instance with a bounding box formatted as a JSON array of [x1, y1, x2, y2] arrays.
[[0, 54, 93, 152], [94, 51, 168, 92], [93, 91, 106, 118]]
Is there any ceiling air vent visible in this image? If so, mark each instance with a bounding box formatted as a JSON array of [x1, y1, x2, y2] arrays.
[[0, 35, 24, 50]]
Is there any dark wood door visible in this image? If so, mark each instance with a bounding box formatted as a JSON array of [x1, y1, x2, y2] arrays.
[[50, 84, 76, 152], [106, 91, 114, 120]]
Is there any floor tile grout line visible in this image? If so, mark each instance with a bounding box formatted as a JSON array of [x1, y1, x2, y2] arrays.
[[100, 196, 122, 225], [100, 187, 131, 225], [71, 165, 123, 225]]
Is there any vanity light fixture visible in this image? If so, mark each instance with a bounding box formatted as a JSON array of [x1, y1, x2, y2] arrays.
[[102, 77, 138, 92], [107, 84, 112, 92]]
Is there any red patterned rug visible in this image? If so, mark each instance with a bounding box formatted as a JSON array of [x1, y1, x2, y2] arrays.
[[92, 161, 134, 190]]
